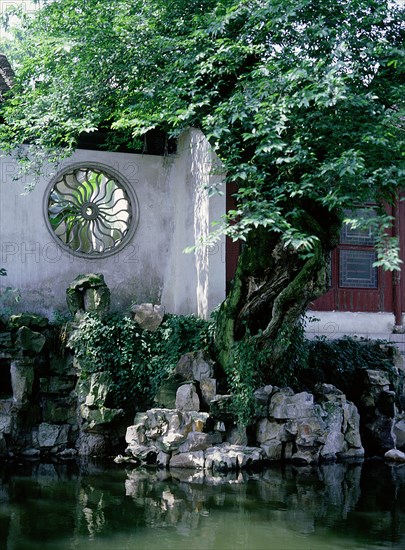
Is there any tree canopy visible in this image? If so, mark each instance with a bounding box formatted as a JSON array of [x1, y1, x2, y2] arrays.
[[1, 0, 403, 259]]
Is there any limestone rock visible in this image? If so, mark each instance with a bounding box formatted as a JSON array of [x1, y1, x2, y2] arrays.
[[157, 451, 171, 468], [394, 418, 405, 450], [174, 351, 214, 382], [42, 394, 78, 425], [261, 440, 283, 460], [200, 378, 217, 407], [76, 433, 106, 456], [178, 432, 212, 453], [10, 360, 34, 403], [132, 303, 164, 331], [16, 326, 46, 353], [291, 449, 320, 465], [226, 425, 248, 446], [205, 444, 263, 471], [66, 273, 110, 316], [256, 418, 283, 444], [158, 431, 187, 451], [80, 404, 123, 428], [169, 450, 205, 469], [175, 383, 200, 411], [269, 389, 314, 420], [21, 448, 41, 458], [126, 444, 158, 464], [9, 313, 48, 329], [253, 385, 273, 417], [82, 287, 110, 316], [384, 448, 405, 462], [37, 423, 69, 449], [154, 375, 183, 409], [84, 371, 114, 408]]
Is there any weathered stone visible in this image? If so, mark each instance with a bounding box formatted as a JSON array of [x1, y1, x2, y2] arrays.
[[41, 376, 76, 394], [320, 403, 345, 460], [338, 447, 364, 459], [256, 418, 283, 444], [296, 418, 325, 447], [132, 303, 164, 331], [9, 313, 48, 329], [154, 375, 183, 409], [126, 415, 148, 445], [42, 395, 78, 425], [253, 385, 273, 417], [80, 404, 123, 428], [84, 371, 114, 408], [269, 390, 313, 420], [49, 352, 75, 376], [175, 383, 200, 411], [66, 273, 109, 315], [37, 423, 69, 449], [178, 432, 212, 453], [169, 450, 205, 469], [226, 425, 248, 446], [57, 448, 77, 458], [204, 445, 237, 471], [291, 449, 320, 465], [0, 401, 14, 434], [200, 378, 217, 407], [261, 440, 283, 461], [384, 448, 405, 462], [76, 433, 106, 456], [205, 444, 263, 471], [16, 326, 46, 353], [364, 415, 396, 454], [10, 360, 34, 403], [394, 418, 405, 450], [21, 448, 40, 458], [83, 287, 110, 317], [158, 431, 187, 451], [157, 451, 171, 468], [344, 402, 363, 449], [174, 351, 214, 382], [365, 369, 391, 388], [126, 444, 158, 464]]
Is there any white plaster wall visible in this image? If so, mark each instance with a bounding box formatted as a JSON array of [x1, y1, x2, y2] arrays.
[[0, 130, 226, 319], [305, 310, 395, 340]]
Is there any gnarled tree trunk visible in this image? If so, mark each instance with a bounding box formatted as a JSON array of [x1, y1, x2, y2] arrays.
[[215, 206, 340, 383]]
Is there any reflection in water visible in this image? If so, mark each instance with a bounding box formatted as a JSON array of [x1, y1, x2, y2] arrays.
[[0, 460, 404, 549]]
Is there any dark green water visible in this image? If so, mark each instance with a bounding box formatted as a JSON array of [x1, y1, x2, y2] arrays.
[[0, 460, 404, 550]]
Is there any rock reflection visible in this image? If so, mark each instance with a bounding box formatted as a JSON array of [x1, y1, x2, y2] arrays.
[[0, 460, 404, 549]]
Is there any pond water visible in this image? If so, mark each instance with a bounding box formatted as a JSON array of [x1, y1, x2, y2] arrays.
[[0, 459, 404, 550]]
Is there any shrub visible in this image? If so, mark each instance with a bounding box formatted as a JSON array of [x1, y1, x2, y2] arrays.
[[68, 312, 212, 409]]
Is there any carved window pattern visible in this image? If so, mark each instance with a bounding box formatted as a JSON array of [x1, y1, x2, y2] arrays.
[[45, 165, 138, 257]]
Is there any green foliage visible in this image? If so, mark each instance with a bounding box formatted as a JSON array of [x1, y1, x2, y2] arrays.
[[306, 335, 398, 401], [0, 0, 403, 260], [224, 336, 263, 426], [68, 312, 212, 409], [0, 287, 21, 322], [268, 319, 310, 388]]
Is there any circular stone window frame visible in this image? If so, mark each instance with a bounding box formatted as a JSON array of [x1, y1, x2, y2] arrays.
[[43, 162, 140, 259]]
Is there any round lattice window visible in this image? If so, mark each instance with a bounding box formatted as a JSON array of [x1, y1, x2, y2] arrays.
[[45, 164, 138, 257]]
